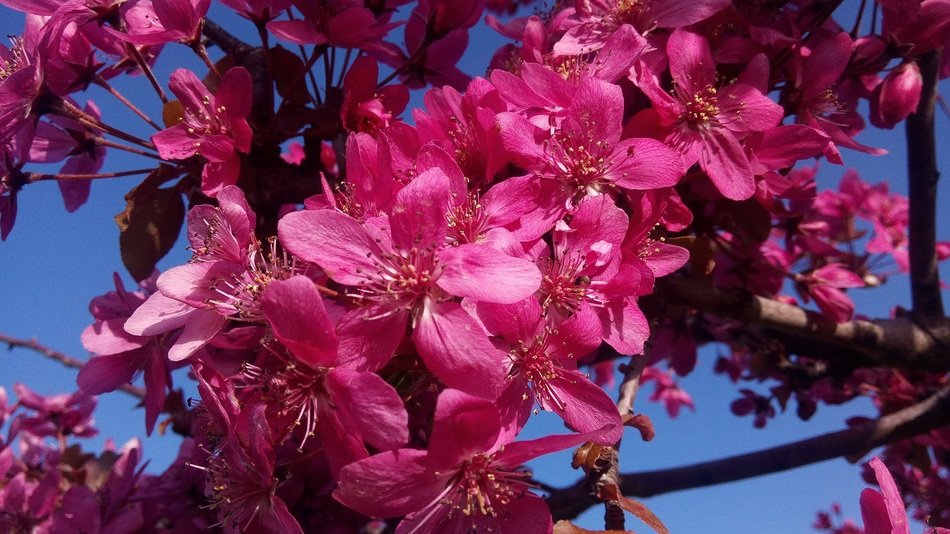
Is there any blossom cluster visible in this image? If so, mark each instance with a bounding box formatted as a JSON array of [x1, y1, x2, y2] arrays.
[[0, 0, 948, 531]]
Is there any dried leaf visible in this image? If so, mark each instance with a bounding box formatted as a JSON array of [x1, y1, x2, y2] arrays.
[[572, 442, 604, 472], [115, 173, 185, 282], [162, 100, 185, 128], [269, 45, 311, 104], [598, 484, 670, 534], [553, 520, 633, 534], [622, 413, 656, 442]]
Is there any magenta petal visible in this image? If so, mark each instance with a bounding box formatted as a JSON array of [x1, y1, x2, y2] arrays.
[[151, 124, 198, 160], [334, 449, 444, 518], [547, 369, 624, 444], [866, 457, 910, 533], [601, 299, 649, 355], [261, 276, 338, 368], [547, 303, 602, 362], [168, 310, 226, 361], [336, 305, 408, 371], [316, 395, 369, 478], [82, 318, 147, 355], [700, 129, 755, 201], [157, 262, 240, 309], [611, 138, 683, 190], [495, 426, 611, 468], [427, 389, 501, 468], [437, 244, 541, 304], [412, 301, 507, 400], [215, 67, 253, 120], [389, 167, 452, 249], [124, 292, 194, 336], [475, 298, 542, 342], [667, 29, 716, 94], [267, 19, 329, 45], [278, 209, 387, 285], [326, 367, 408, 451], [860, 489, 893, 534], [717, 83, 783, 134], [77, 352, 143, 395]]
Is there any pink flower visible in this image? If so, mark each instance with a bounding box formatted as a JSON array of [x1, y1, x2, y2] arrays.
[[798, 264, 864, 323], [219, 0, 291, 23], [340, 57, 409, 133], [267, 2, 400, 52], [642, 367, 695, 418], [475, 297, 622, 444], [110, 0, 210, 46], [334, 389, 605, 533], [499, 76, 681, 216], [151, 67, 253, 197], [638, 29, 784, 200], [0, 32, 44, 143], [279, 166, 542, 399], [78, 273, 182, 435], [553, 0, 730, 54], [12, 384, 98, 439]]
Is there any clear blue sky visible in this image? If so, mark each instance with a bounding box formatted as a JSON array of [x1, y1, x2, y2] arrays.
[[0, 2, 947, 532]]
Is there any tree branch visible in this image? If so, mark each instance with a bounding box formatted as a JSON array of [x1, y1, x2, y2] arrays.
[[546, 382, 950, 519], [0, 332, 146, 400], [905, 49, 944, 319], [651, 277, 950, 373]]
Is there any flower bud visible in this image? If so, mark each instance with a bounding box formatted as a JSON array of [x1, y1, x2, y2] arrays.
[[871, 61, 922, 129]]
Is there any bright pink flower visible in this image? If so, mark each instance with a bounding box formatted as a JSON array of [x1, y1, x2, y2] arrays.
[[280, 141, 305, 165], [861, 457, 911, 534], [279, 167, 542, 398], [79, 272, 182, 435], [125, 186, 288, 361], [476, 297, 622, 444], [219, 0, 291, 22], [109, 0, 210, 46], [151, 67, 253, 197], [638, 29, 783, 200], [553, 0, 730, 54], [29, 101, 106, 213], [191, 402, 303, 533], [267, 2, 400, 52], [334, 389, 605, 533], [341, 57, 409, 133], [799, 264, 864, 323], [537, 195, 650, 355], [500, 77, 681, 216], [793, 32, 885, 163], [0, 31, 44, 143], [642, 367, 695, 418], [12, 384, 98, 439]]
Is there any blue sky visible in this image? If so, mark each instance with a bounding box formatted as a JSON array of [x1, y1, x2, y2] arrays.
[[1, 2, 948, 532]]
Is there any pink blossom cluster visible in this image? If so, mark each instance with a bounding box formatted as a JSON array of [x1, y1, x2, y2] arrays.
[[0, 0, 948, 531]]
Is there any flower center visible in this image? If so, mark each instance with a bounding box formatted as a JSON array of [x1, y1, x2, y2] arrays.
[[446, 194, 488, 245], [0, 37, 28, 83], [682, 85, 720, 126], [450, 454, 531, 518]]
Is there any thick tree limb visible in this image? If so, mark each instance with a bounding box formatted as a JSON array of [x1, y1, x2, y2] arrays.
[[905, 50, 944, 320], [546, 382, 950, 520], [0, 332, 146, 400], [652, 277, 950, 373]]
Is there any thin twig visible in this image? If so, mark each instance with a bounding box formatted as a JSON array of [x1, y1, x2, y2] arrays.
[[0, 332, 146, 400], [128, 44, 169, 104], [27, 168, 156, 183], [616, 353, 649, 418], [546, 382, 950, 519], [94, 77, 162, 130]]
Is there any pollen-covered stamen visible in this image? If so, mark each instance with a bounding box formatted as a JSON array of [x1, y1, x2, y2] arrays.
[[507, 329, 568, 411], [538, 252, 606, 315], [0, 37, 28, 82], [188, 448, 278, 531], [540, 123, 634, 201], [446, 194, 488, 245], [678, 84, 721, 127], [182, 94, 231, 137], [208, 237, 298, 321], [189, 212, 244, 261], [445, 454, 534, 518], [239, 349, 328, 450], [347, 247, 441, 309], [446, 115, 483, 179], [812, 88, 848, 117]]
